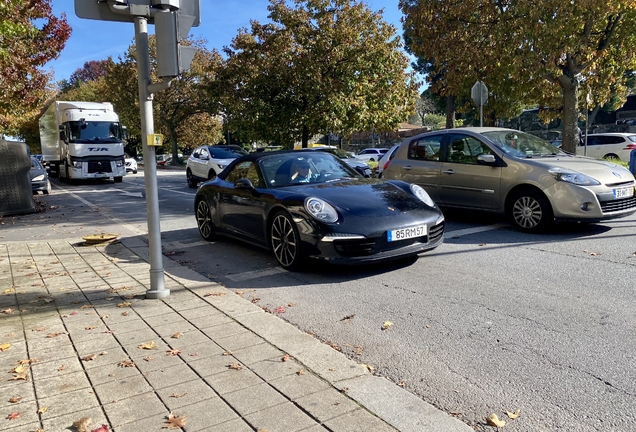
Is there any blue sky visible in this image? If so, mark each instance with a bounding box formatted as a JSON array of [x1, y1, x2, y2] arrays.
[[46, 1, 411, 83]]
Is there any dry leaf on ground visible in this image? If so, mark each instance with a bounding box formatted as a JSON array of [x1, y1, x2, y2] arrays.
[[282, 354, 290, 362], [170, 392, 188, 398], [47, 332, 65, 338], [6, 412, 20, 420], [138, 341, 156, 350], [485, 413, 505, 428], [163, 412, 187, 429], [204, 292, 225, 297], [171, 332, 182, 339], [228, 363, 242, 370], [73, 416, 93, 432], [118, 360, 135, 368], [9, 396, 22, 403], [381, 321, 393, 330], [85, 326, 96, 330], [340, 314, 355, 321], [166, 348, 180, 356], [506, 410, 520, 419], [9, 371, 29, 381], [82, 354, 97, 362], [37, 406, 48, 414], [221, 351, 233, 356], [91, 425, 109, 432], [274, 306, 285, 313], [297, 369, 305, 375], [0, 343, 11, 351]]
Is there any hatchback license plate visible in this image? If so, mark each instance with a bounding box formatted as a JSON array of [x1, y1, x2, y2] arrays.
[[613, 187, 634, 199], [387, 224, 427, 242]]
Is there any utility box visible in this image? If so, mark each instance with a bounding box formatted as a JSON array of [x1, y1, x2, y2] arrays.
[[0, 139, 35, 216]]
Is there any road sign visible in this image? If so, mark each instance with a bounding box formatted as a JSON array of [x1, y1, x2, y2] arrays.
[[471, 81, 488, 106], [75, 0, 200, 27], [147, 133, 164, 147]]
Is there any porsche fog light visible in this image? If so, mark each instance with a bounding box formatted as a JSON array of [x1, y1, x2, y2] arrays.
[[305, 197, 338, 223]]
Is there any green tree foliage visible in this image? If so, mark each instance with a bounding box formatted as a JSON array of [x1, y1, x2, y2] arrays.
[[401, 0, 636, 153], [101, 36, 224, 161], [1, 0, 70, 133], [214, 0, 418, 148]]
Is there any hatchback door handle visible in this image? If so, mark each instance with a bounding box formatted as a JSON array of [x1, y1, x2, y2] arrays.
[[403, 165, 413, 170], [442, 169, 454, 174]]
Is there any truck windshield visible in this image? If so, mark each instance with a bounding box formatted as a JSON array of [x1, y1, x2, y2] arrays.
[[68, 121, 122, 143]]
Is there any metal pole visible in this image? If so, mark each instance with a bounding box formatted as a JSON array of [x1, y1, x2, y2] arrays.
[[134, 16, 169, 299], [584, 98, 588, 156], [480, 104, 483, 127]]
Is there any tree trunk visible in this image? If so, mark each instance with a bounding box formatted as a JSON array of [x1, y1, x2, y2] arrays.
[[445, 95, 456, 129], [301, 125, 309, 148], [558, 74, 580, 154]]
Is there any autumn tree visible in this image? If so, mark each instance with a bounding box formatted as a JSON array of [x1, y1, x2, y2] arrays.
[[101, 36, 224, 161], [214, 0, 418, 148], [401, 0, 636, 153], [0, 0, 71, 134]]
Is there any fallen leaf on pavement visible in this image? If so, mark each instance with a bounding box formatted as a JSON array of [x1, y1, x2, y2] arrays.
[[171, 332, 182, 339], [85, 326, 96, 330], [381, 321, 393, 330], [340, 314, 355, 321], [0, 343, 10, 351], [6, 412, 20, 420], [9, 371, 29, 381], [222, 351, 233, 356], [37, 406, 48, 414], [228, 363, 242, 370], [3, 288, 14, 294], [58, 365, 67, 371], [32, 327, 47, 331], [486, 413, 505, 428], [47, 332, 65, 338], [12, 364, 29, 374], [361, 364, 376, 372], [91, 425, 109, 432], [163, 412, 187, 429], [82, 354, 97, 362], [274, 306, 285, 313], [166, 348, 180, 356], [297, 369, 305, 375], [117, 302, 131, 308], [144, 356, 152, 362], [506, 410, 520, 419], [121, 311, 128, 316], [2, 308, 15, 314], [139, 341, 156, 350], [170, 392, 188, 398], [73, 416, 93, 432], [9, 396, 22, 403], [204, 292, 225, 297], [118, 360, 135, 368], [282, 354, 290, 362]]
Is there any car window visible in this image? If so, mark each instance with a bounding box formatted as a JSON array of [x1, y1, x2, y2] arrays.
[[446, 134, 494, 164], [192, 148, 200, 158], [408, 135, 442, 161], [225, 161, 264, 188], [209, 146, 248, 159]]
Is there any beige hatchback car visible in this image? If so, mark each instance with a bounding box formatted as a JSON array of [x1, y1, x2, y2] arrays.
[[383, 127, 636, 231]]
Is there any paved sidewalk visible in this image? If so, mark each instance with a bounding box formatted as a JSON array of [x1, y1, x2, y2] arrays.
[[0, 237, 472, 432]]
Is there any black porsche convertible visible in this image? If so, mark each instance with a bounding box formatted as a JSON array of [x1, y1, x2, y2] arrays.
[[194, 150, 445, 270]]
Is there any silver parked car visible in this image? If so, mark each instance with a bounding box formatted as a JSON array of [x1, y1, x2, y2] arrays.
[[186, 145, 248, 188], [383, 127, 636, 231]]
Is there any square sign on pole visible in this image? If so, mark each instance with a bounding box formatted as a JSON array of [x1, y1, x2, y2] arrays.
[[74, 0, 200, 26]]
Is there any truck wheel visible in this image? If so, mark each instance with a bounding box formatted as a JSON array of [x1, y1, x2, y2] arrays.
[[114, 177, 123, 183]]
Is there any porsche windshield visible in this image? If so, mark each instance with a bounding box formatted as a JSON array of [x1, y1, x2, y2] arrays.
[[482, 130, 564, 157], [68, 121, 122, 143]]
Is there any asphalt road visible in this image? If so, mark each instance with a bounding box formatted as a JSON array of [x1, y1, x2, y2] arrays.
[[3, 169, 636, 432]]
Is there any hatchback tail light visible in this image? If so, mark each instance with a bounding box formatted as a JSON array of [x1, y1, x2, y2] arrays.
[[623, 143, 636, 150], [383, 159, 391, 171]]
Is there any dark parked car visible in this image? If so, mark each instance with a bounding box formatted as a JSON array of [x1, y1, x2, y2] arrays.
[[194, 150, 445, 269], [30, 156, 51, 195]]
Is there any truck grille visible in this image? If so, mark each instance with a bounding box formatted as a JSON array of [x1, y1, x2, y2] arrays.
[[87, 160, 112, 173]]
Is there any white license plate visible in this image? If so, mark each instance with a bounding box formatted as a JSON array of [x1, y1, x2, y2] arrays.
[[387, 224, 427, 242], [613, 187, 634, 199]]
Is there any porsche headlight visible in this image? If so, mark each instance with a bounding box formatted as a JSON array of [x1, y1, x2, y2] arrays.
[[410, 184, 436, 207], [548, 167, 600, 186], [305, 197, 338, 223]]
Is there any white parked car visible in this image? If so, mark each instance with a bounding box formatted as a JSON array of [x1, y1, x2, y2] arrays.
[[355, 148, 389, 162], [125, 157, 138, 174], [186, 145, 248, 188], [376, 144, 400, 178], [577, 133, 636, 161]]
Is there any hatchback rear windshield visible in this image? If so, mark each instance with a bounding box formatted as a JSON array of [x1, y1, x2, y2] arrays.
[[209, 147, 248, 158]]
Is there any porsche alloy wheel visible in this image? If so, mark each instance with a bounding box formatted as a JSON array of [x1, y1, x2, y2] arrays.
[[510, 190, 553, 232], [196, 199, 216, 241], [270, 211, 303, 270]]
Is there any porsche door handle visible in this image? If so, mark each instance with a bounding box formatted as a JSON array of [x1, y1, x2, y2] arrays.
[[442, 169, 454, 175]]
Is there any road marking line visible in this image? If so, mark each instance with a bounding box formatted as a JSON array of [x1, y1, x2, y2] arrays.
[[445, 223, 507, 237]]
